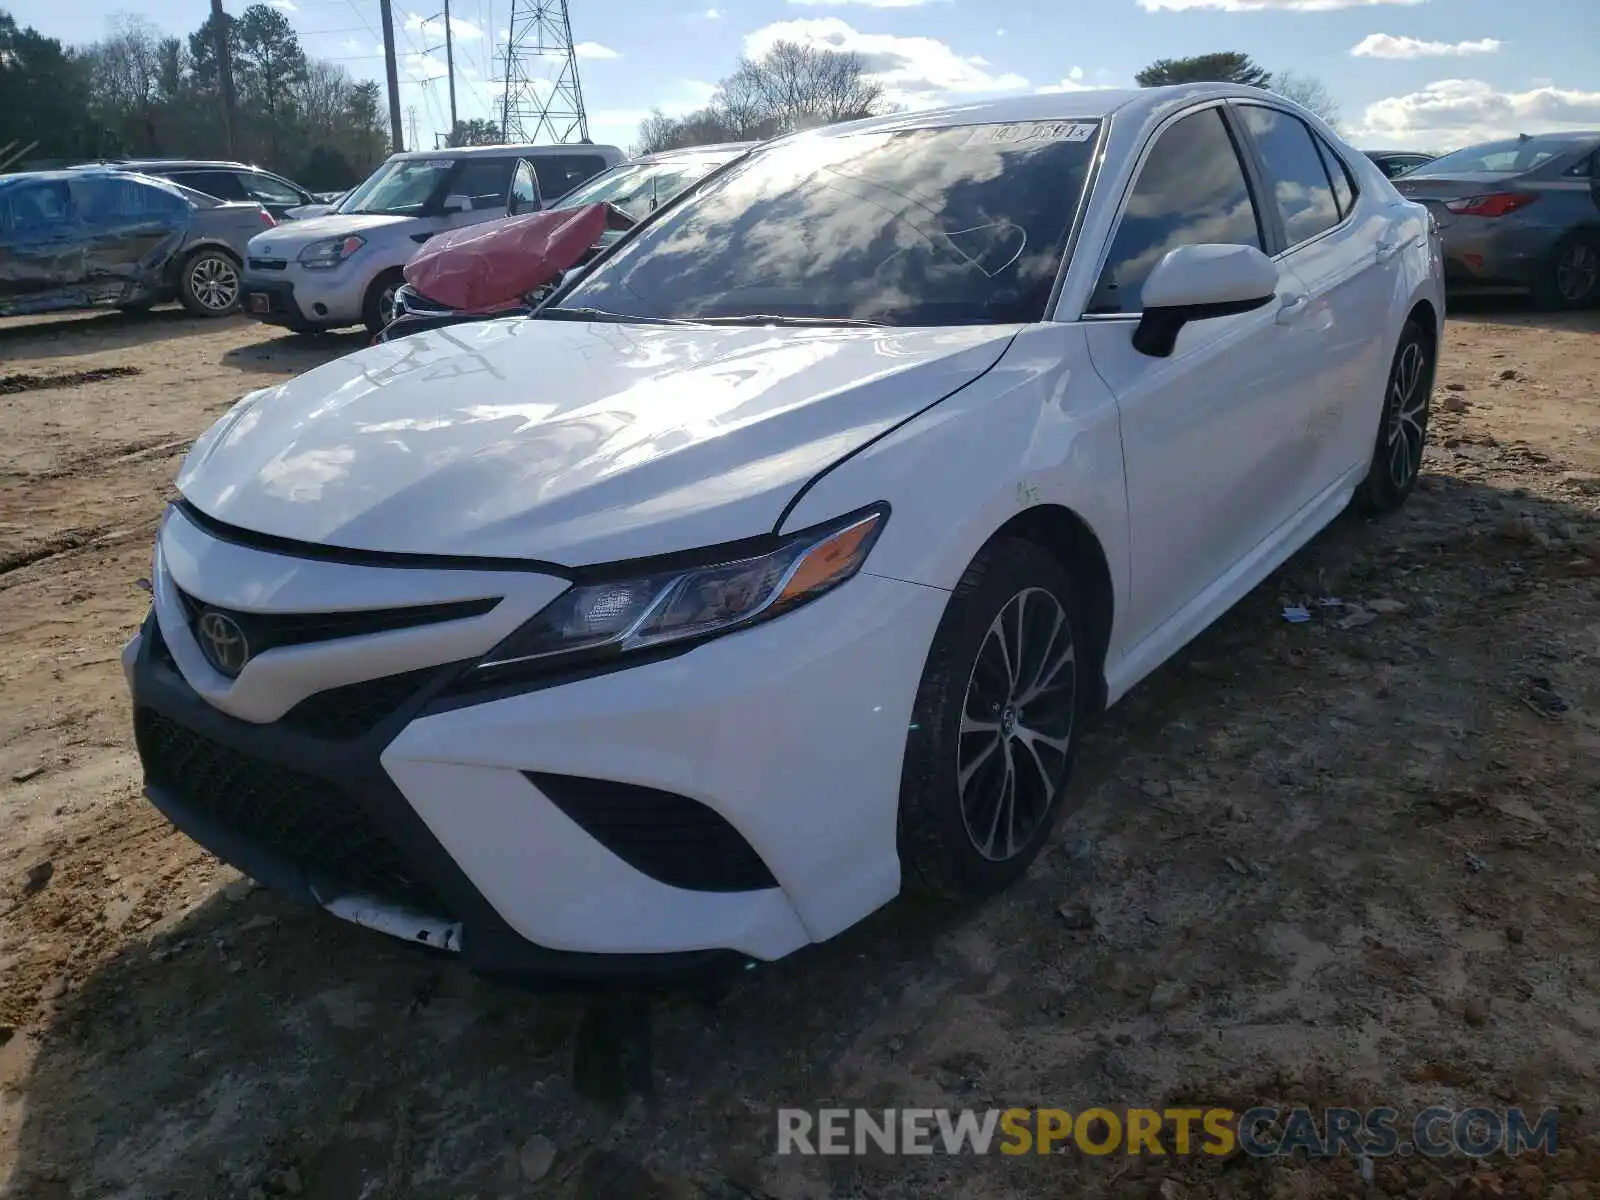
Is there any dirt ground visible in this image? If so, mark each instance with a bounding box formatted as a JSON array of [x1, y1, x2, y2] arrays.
[[0, 300, 1598, 1200]]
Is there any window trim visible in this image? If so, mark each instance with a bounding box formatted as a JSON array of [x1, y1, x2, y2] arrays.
[[1074, 99, 1269, 323], [1229, 99, 1358, 262]]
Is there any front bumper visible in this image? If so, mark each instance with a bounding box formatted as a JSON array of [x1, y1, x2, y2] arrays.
[[242, 259, 370, 329], [127, 510, 947, 983]]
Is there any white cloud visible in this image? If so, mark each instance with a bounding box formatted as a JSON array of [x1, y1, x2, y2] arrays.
[[787, 0, 941, 6], [403, 11, 484, 41], [1036, 66, 1108, 94], [701, 7, 723, 16], [575, 41, 619, 59], [1353, 78, 1600, 148], [1140, 0, 1424, 10], [267, 0, 296, 10], [743, 17, 1027, 109], [995, 27, 1006, 36], [1351, 33, 1500, 58]]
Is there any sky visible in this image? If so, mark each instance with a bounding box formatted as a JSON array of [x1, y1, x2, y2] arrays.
[[8, 0, 1599, 156]]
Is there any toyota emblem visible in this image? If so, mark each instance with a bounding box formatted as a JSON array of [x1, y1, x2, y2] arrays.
[[196, 610, 250, 677]]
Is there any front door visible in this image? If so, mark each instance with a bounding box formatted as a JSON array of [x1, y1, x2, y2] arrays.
[[1081, 104, 1313, 648], [71, 176, 187, 302]]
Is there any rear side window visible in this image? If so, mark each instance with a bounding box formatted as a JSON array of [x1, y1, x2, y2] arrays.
[[1089, 107, 1263, 315], [1238, 105, 1340, 248], [451, 157, 517, 210], [1314, 136, 1356, 218], [0, 181, 72, 235], [171, 170, 249, 201], [532, 154, 608, 200], [75, 177, 187, 224]]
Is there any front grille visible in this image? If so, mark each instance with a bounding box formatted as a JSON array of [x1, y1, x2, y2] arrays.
[[525, 772, 778, 893], [136, 707, 451, 915], [248, 257, 288, 271], [280, 667, 448, 739], [174, 588, 498, 658]]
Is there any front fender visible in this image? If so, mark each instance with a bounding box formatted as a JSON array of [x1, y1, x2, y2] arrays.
[[779, 323, 1130, 646]]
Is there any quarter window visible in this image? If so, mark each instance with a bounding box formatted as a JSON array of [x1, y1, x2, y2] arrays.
[[1314, 135, 1357, 219], [1088, 107, 1263, 315], [1239, 105, 1340, 248]]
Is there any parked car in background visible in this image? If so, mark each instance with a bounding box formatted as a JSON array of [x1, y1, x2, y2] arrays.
[[125, 84, 1442, 982], [0, 169, 273, 319], [82, 159, 318, 222], [1390, 130, 1600, 308], [383, 142, 756, 336], [240, 142, 623, 334], [1364, 150, 1436, 180]]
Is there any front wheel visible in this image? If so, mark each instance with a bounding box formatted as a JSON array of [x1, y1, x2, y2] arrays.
[[898, 538, 1085, 900], [362, 269, 406, 335], [1353, 317, 1434, 516], [177, 249, 242, 317]]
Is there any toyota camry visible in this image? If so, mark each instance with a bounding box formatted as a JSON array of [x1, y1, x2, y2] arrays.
[[125, 83, 1443, 982]]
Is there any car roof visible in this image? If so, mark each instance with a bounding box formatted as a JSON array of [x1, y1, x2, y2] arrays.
[[389, 143, 623, 160], [76, 158, 282, 173], [801, 83, 1266, 139], [632, 142, 757, 164]]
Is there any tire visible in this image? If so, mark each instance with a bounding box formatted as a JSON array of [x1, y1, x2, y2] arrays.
[[898, 537, 1086, 901], [1353, 317, 1434, 516], [177, 248, 242, 317], [362, 269, 405, 335], [1531, 232, 1600, 311]]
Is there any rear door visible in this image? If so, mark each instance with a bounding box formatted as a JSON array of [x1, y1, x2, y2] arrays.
[[1232, 103, 1395, 506], [71, 176, 188, 301], [0, 180, 83, 313]]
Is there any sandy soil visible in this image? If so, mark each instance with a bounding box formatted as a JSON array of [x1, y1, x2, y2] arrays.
[[0, 301, 1598, 1200]]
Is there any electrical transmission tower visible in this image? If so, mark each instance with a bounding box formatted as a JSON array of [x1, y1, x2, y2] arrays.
[[499, 0, 590, 143]]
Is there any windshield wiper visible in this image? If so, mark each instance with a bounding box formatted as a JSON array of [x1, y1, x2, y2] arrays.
[[692, 314, 888, 327], [534, 306, 688, 325]]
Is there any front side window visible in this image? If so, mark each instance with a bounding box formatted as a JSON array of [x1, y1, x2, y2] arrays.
[[341, 158, 455, 215], [556, 120, 1101, 327], [451, 157, 517, 210], [1088, 108, 1262, 315], [532, 154, 611, 202], [243, 172, 305, 205], [1239, 105, 1340, 248]]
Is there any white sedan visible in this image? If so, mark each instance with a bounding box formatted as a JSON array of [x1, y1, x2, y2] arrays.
[[125, 83, 1442, 981]]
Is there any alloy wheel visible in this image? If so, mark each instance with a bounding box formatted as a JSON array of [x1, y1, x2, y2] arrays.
[[957, 586, 1076, 862], [1386, 338, 1429, 490], [189, 254, 239, 312], [379, 283, 400, 326], [1556, 242, 1598, 303]]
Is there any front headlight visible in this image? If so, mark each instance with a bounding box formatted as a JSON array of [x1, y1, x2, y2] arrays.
[[475, 506, 887, 677], [297, 234, 366, 269]]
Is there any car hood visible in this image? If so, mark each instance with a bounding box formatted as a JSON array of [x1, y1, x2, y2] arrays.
[[247, 212, 412, 255], [177, 317, 1018, 565]]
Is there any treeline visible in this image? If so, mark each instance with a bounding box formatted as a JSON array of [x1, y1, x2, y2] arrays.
[[636, 45, 1339, 155], [0, 7, 390, 189]]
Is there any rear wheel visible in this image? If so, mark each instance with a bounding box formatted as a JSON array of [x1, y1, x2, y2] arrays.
[[1531, 232, 1600, 310], [898, 539, 1084, 900], [1353, 317, 1433, 515], [362, 269, 405, 335], [178, 249, 242, 317]]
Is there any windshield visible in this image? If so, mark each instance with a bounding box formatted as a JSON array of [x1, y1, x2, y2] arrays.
[[552, 120, 1100, 326], [338, 158, 454, 215], [551, 154, 741, 222], [1417, 136, 1581, 176]]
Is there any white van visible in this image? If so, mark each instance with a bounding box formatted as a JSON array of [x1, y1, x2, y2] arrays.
[[240, 143, 623, 334]]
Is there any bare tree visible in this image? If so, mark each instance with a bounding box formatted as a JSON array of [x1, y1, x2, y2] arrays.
[[1270, 70, 1342, 129]]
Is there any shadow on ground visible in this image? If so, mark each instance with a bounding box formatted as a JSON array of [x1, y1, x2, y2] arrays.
[[0, 308, 239, 361], [219, 330, 371, 375], [1445, 292, 1600, 333], [9, 467, 1600, 1194]]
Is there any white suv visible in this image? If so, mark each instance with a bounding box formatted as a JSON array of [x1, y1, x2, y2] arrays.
[[240, 143, 622, 334]]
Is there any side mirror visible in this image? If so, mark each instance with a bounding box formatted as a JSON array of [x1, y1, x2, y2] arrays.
[[443, 193, 473, 214], [1132, 243, 1279, 358]]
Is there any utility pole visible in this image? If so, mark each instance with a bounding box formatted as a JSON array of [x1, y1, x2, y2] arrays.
[[379, 0, 405, 151], [443, 0, 458, 136], [406, 106, 420, 153], [210, 0, 238, 156]]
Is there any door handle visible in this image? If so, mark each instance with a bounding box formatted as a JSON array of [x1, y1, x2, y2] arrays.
[[1275, 293, 1310, 325]]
